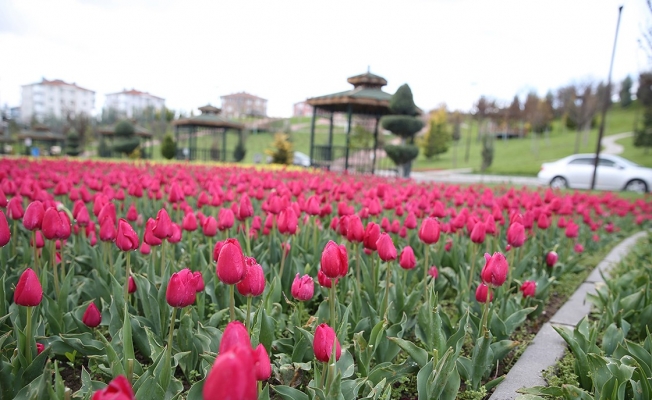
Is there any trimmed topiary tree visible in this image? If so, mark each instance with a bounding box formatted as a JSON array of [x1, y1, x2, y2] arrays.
[[381, 84, 423, 177], [161, 133, 177, 160], [65, 129, 82, 156], [112, 120, 140, 157]]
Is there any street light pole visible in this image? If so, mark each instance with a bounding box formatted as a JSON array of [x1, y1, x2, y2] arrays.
[[590, 5, 624, 190]]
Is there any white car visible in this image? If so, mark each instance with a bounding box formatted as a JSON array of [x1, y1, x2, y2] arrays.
[[537, 154, 652, 193], [293, 151, 311, 167]]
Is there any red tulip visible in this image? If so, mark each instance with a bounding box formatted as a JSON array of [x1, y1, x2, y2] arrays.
[[7, 196, 24, 220], [82, 302, 102, 328], [217, 208, 234, 231], [42, 207, 63, 241], [126, 204, 138, 222], [428, 266, 439, 279], [194, 271, 205, 292], [574, 243, 584, 253], [216, 239, 247, 285], [91, 375, 134, 400], [520, 281, 536, 298], [204, 344, 257, 400], [404, 212, 417, 230], [506, 222, 526, 248], [139, 241, 151, 255], [313, 323, 341, 362], [419, 218, 440, 244], [253, 344, 271, 381], [168, 223, 182, 243], [278, 207, 298, 235], [545, 251, 558, 267], [363, 222, 380, 251], [238, 193, 254, 220], [236, 258, 265, 297], [166, 268, 199, 307], [480, 252, 508, 287], [317, 269, 338, 288], [346, 215, 364, 243], [320, 240, 348, 279], [115, 219, 139, 251], [537, 213, 550, 230], [398, 246, 416, 270], [444, 238, 453, 252], [0, 210, 10, 247], [97, 202, 116, 225], [36, 343, 44, 355], [182, 212, 198, 231], [99, 217, 116, 242], [565, 222, 579, 238], [22, 201, 44, 231], [14, 268, 43, 306], [128, 276, 137, 293], [219, 321, 251, 354], [291, 273, 314, 301], [152, 208, 173, 239], [144, 218, 162, 246], [470, 222, 486, 244], [203, 216, 218, 237], [376, 233, 397, 262], [305, 196, 320, 216], [475, 283, 493, 303]]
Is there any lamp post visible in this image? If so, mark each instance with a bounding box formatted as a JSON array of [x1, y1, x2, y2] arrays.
[[590, 5, 624, 190]]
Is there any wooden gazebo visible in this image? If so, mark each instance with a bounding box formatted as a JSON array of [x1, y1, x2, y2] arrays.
[[171, 105, 244, 162], [98, 123, 154, 158], [16, 124, 65, 156], [306, 71, 393, 174]]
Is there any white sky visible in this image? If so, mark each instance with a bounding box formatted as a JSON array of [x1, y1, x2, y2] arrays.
[[0, 0, 649, 117]]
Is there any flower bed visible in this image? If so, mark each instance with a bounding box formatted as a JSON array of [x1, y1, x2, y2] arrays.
[[0, 158, 650, 399]]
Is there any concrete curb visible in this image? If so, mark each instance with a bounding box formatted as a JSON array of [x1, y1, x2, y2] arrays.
[[489, 230, 648, 400]]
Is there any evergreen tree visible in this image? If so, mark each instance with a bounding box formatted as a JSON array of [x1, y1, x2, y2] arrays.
[[65, 129, 81, 156], [112, 120, 140, 156], [381, 84, 423, 177], [233, 131, 247, 162], [161, 133, 177, 160], [620, 75, 633, 108], [421, 107, 451, 159], [265, 133, 293, 165]]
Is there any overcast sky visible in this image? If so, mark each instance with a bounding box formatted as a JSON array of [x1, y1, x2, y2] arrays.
[[0, 0, 649, 117]]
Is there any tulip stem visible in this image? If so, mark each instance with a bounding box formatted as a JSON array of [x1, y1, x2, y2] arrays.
[[229, 284, 236, 322], [51, 241, 60, 300], [507, 248, 516, 290], [480, 286, 492, 337], [124, 252, 131, 306], [32, 231, 38, 276], [382, 261, 391, 320], [244, 219, 251, 255], [162, 307, 176, 390], [354, 243, 361, 293], [319, 361, 328, 390], [25, 306, 33, 365], [467, 244, 478, 296], [312, 217, 318, 253], [423, 244, 430, 299], [279, 240, 287, 281], [245, 296, 252, 332], [11, 222, 17, 256], [329, 280, 337, 329], [160, 240, 166, 280]]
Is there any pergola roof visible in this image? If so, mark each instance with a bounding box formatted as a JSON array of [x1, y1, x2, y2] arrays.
[[172, 104, 244, 130], [306, 72, 393, 115], [98, 124, 153, 138]]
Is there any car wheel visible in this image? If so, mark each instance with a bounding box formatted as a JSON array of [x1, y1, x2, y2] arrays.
[[550, 176, 568, 189], [624, 179, 648, 194]]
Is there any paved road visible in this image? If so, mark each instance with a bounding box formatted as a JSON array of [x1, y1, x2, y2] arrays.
[[410, 168, 541, 187], [602, 132, 632, 155]]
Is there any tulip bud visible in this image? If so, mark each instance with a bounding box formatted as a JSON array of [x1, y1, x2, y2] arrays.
[[99, 217, 116, 242], [444, 238, 453, 252], [545, 251, 558, 267], [0, 210, 10, 247], [166, 268, 199, 308], [36, 343, 44, 355], [475, 283, 493, 303], [363, 222, 380, 251], [42, 207, 63, 241], [520, 281, 536, 298], [291, 273, 314, 301], [14, 268, 43, 306], [203, 345, 257, 400], [236, 258, 265, 297], [216, 240, 247, 285], [470, 222, 486, 244], [128, 276, 137, 293], [238, 194, 254, 220], [320, 240, 348, 279], [91, 375, 134, 400], [253, 344, 271, 381], [7, 196, 24, 220], [313, 323, 341, 362], [152, 208, 173, 239], [506, 222, 526, 248], [203, 216, 218, 237], [82, 302, 102, 328], [428, 266, 439, 279], [398, 246, 416, 270], [565, 222, 579, 239], [219, 321, 251, 354], [143, 218, 162, 246], [126, 203, 138, 222], [182, 212, 198, 231], [115, 219, 139, 251], [346, 215, 364, 243], [168, 223, 182, 244], [22, 201, 44, 231], [376, 233, 397, 262], [480, 252, 509, 287], [574, 243, 584, 253], [537, 213, 550, 230], [278, 207, 298, 235], [317, 269, 337, 288]]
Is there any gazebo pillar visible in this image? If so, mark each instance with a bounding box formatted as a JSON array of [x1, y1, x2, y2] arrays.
[[175, 125, 180, 159], [308, 107, 317, 166], [328, 112, 334, 166], [372, 115, 380, 174], [344, 104, 352, 171], [222, 128, 228, 162]]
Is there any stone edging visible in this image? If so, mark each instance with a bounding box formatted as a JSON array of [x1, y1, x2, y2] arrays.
[[489, 230, 649, 400]]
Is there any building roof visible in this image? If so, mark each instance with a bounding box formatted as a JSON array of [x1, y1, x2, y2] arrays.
[[172, 105, 244, 130], [16, 129, 65, 141], [306, 71, 394, 114], [23, 78, 95, 93], [106, 88, 165, 100], [220, 92, 267, 101]]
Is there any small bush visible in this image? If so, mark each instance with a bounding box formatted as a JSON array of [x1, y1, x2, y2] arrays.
[[161, 133, 176, 160], [265, 133, 293, 165], [65, 130, 81, 156]]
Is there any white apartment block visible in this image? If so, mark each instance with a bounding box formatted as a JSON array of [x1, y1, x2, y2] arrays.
[[21, 78, 95, 123], [104, 89, 165, 118]]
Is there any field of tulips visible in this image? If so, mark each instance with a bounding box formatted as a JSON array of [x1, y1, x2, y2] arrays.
[[0, 157, 650, 400]]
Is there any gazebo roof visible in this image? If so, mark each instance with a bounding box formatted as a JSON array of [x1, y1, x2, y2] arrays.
[[172, 104, 244, 130], [98, 124, 153, 138], [16, 130, 65, 141], [306, 71, 393, 114]]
